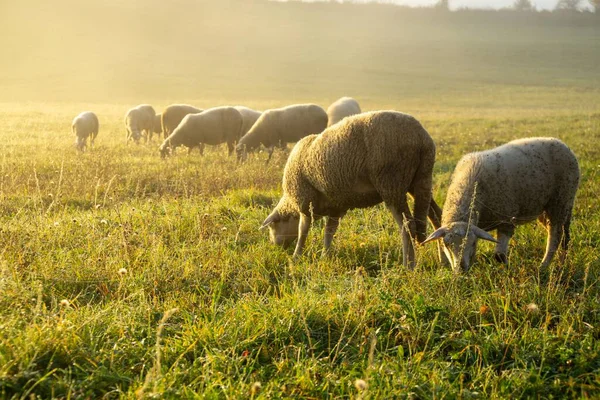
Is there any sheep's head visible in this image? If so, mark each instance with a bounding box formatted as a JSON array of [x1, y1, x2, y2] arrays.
[[159, 141, 172, 158], [131, 131, 142, 144], [424, 222, 497, 273], [75, 137, 85, 152], [235, 143, 247, 163], [261, 209, 299, 248]]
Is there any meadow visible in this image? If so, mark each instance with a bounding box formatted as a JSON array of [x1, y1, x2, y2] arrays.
[[0, 1, 599, 398]]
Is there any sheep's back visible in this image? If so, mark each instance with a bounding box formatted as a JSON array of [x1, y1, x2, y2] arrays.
[[73, 111, 98, 137], [445, 137, 579, 225], [162, 104, 203, 135], [125, 108, 149, 130], [291, 111, 434, 210], [273, 104, 327, 143], [234, 106, 262, 138], [180, 107, 242, 145], [327, 97, 361, 127]]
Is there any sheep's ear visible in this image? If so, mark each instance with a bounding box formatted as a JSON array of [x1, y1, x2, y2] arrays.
[[423, 227, 448, 244], [260, 210, 280, 230], [472, 226, 498, 243]]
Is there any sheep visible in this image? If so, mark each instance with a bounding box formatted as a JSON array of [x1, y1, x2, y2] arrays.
[[261, 110, 443, 269], [159, 106, 243, 158], [72, 111, 99, 151], [160, 104, 203, 139], [236, 103, 328, 164], [327, 97, 361, 127], [125, 104, 156, 144], [234, 106, 262, 137], [423, 137, 580, 273]]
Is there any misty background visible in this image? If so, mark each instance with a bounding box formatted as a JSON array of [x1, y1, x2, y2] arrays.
[[0, 0, 598, 110]]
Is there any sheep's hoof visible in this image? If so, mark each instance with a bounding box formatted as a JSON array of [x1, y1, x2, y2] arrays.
[[494, 253, 508, 264]]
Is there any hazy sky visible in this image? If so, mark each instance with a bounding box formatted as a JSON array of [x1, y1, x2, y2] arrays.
[[277, 0, 574, 10]]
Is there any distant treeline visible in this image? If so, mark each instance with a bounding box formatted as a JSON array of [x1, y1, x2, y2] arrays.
[[275, 0, 599, 14]]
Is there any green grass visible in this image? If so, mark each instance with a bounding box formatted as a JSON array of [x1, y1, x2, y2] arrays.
[[1, 1, 600, 398], [0, 107, 598, 399]]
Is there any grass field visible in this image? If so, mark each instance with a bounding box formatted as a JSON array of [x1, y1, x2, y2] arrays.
[[1, 1, 599, 399]]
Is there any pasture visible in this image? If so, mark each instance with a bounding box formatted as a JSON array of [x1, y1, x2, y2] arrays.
[[0, 1, 599, 398]]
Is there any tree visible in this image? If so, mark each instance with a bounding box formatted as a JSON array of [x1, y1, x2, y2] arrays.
[[555, 0, 582, 11], [513, 0, 535, 11], [435, 0, 450, 11]]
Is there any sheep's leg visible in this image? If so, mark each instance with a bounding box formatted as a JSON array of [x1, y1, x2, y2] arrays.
[[323, 215, 342, 255], [558, 210, 572, 264], [387, 201, 416, 269], [408, 169, 433, 244], [199, 144, 205, 156], [293, 213, 311, 258], [227, 141, 234, 156], [540, 223, 563, 269], [265, 146, 275, 165], [493, 226, 514, 265], [427, 198, 442, 229]]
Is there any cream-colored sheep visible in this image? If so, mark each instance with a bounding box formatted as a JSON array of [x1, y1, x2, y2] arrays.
[[327, 97, 361, 127], [125, 104, 156, 143], [261, 111, 442, 268], [236, 104, 328, 164], [234, 106, 262, 138], [160, 104, 203, 139], [72, 111, 99, 151], [424, 137, 580, 273], [159, 106, 243, 158]]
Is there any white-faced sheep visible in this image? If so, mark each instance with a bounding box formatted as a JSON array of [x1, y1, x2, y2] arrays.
[[125, 104, 156, 144], [424, 137, 580, 273], [236, 104, 328, 164], [160, 104, 203, 139], [72, 111, 99, 151], [327, 97, 361, 127], [159, 106, 243, 158], [261, 111, 443, 269]]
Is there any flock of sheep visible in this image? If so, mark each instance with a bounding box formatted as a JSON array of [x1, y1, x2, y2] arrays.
[[71, 97, 580, 273]]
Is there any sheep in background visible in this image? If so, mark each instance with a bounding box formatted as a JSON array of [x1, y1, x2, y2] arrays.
[[160, 104, 203, 139], [72, 111, 99, 151], [261, 111, 442, 269], [424, 137, 580, 273], [159, 106, 243, 158], [125, 104, 156, 144], [236, 104, 328, 164], [327, 97, 361, 127], [151, 113, 162, 140], [234, 106, 262, 137]]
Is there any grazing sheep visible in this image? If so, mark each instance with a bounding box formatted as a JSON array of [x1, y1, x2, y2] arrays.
[[423, 137, 580, 273], [234, 106, 262, 137], [125, 104, 156, 144], [261, 111, 443, 269], [236, 103, 328, 164], [327, 97, 361, 127], [72, 111, 99, 151], [160, 104, 203, 139], [159, 106, 243, 158]]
